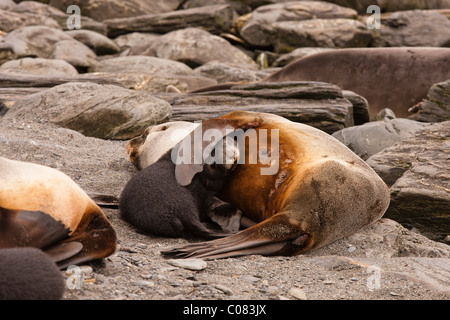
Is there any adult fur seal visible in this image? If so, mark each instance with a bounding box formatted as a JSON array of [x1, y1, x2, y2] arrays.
[[191, 48, 450, 119], [160, 111, 390, 259], [0, 156, 117, 268]]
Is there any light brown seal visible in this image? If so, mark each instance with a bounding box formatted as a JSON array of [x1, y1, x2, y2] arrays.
[[128, 111, 390, 259], [0, 156, 117, 268]]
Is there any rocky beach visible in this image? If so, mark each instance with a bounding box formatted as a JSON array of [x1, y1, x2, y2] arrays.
[[0, 0, 449, 301]]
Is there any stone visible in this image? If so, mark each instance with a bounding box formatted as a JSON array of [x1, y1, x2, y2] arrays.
[[272, 47, 335, 67], [342, 90, 369, 125], [0, 57, 79, 77], [156, 81, 355, 133], [332, 118, 430, 160], [373, 10, 450, 47], [105, 4, 238, 38], [0, 9, 61, 33], [324, 0, 450, 13], [193, 61, 270, 83], [65, 30, 120, 55], [166, 258, 207, 271], [147, 28, 255, 68], [11, 1, 107, 35], [367, 121, 450, 241], [182, 0, 252, 15], [3, 82, 172, 139], [0, 26, 97, 70], [92, 56, 193, 76], [408, 80, 450, 123], [113, 32, 160, 56], [51, 39, 97, 71], [289, 287, 307, 300], [273, 18, 372, 53], [49, 0, 184, 22], [240, 1, 357, 47]]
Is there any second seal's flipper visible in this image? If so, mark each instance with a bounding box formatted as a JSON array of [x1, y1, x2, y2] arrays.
[[161, 214, 312, 259]]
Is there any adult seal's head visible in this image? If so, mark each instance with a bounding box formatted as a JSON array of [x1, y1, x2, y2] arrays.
[[162, 111, 390, 259], [0, 156, 117, 268]]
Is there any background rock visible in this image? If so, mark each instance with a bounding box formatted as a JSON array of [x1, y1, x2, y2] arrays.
[[367, 121, 450, 242], [113, 32, 160, 56], [272, 47, 335, 67], [193, 61, 271, 83], [332, 118, 430, 160], [0, 9, 61, 32], [65, 30, 120, 55], [105, 4, 238, 38], [3, 82, 172, 139], [147, 28, 255, 67], [92, 56, 193, 76], [408, 79, 450, 123], [0, 57, 79, 77]]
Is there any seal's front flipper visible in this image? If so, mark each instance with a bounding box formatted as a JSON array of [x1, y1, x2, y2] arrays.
[[161, 213, 312, 259], [43, 241, 83, 265]]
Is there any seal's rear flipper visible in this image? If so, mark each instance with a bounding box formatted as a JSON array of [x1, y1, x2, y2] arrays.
[[161, 214, 312, 259], [44, 241, 83, 264], [87, 192, 119, 208]]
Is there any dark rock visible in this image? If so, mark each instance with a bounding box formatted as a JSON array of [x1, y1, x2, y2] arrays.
[[4, 82, 172, 139], [409, 79, 450, 123], [323, 0, 450, 13], [342, 90, 369, 125], [156, 81, 355, 133], [332, 118, 430, 160], [367, 121, 450, 242], [105, 4, 238, 38]]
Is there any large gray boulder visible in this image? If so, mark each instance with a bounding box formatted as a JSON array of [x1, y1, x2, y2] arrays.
[[147, 28, 255, 67], [240, 1, 357, 48], [367, 121, 450, 242], [3, 82, 172, 139], [65, 30, 120, 55], [0, 57, 79, 77], [374, 10, 450, 47], [332, 118, 430, 160]]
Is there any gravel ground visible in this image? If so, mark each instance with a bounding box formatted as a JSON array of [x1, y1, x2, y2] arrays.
[[1, 118, 449, 301]]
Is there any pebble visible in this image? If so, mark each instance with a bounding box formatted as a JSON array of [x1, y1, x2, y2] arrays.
[[132, 280, 154, 287], [289, 287, 307, 300], [214, 284, 233, 295], [348, 246, 356, 253], [239, 275, 261, 283], [166, 258, 207, 271]]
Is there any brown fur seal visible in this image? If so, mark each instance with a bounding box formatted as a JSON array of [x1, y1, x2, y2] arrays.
[[128, 111, 390, 259], [0, 156, 117, 268], [190, 48, 450, 119]]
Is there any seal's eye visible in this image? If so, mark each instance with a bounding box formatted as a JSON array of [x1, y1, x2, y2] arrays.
[[159, 125, 168, 131]]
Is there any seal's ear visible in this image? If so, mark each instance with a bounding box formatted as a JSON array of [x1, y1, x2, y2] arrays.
[[174, 117, 262, 186]]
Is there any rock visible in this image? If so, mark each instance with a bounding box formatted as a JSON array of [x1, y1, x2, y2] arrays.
[[289, 287, 307, 300], [166, 258, 207, 271], [240, 1, 357, 48], [182, 0, 252, 15], [113, 32, 160, 56], [0, 57, 79, 77], [373, 10, 450, 47], [374, 108, 397, 121], [3, 82, 172, 139], [367, 121, 450, 241], [93, 56, 193, 76], [49, 0, 184, 21], [193, 61, 270, 83], [156, 81, 355, 133], [147, 28, 255, 68], [324, 0, 450, 13], [105, 4, 238, 38], [0, 8, 61, 32], [51, 39, 97, 71], [11, 1, 106, 35], [342, 90, 369, 125], [65, 30, 120, 55], [0, 26, 97, 70], [272, 47, 335, 67], [332, 118, 430, 160], [0, 0, 15, 10], [408, 79, 450, 123], [273, 18, 372, 53]]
